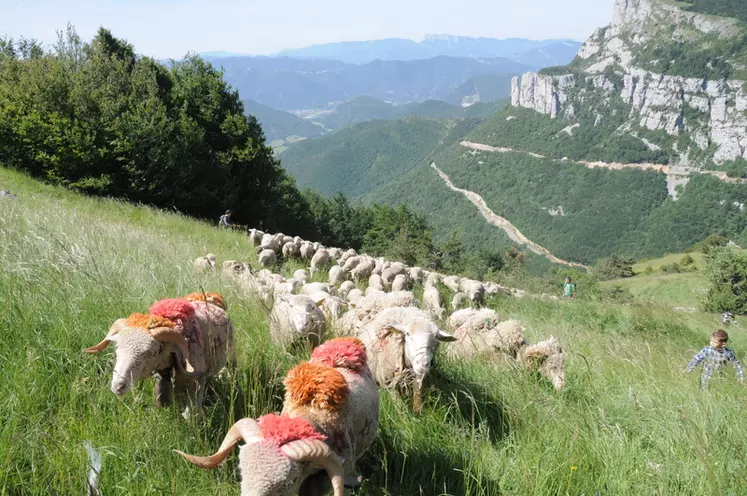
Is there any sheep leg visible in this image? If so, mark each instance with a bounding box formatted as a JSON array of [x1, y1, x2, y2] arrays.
[[154, 367, 173, 408]]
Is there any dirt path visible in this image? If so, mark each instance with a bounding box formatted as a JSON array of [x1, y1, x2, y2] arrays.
[[460, 141, 747, 184], [430, 162, 588, 270]]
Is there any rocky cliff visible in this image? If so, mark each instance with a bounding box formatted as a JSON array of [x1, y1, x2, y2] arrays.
[[510, 0, 747, 166]]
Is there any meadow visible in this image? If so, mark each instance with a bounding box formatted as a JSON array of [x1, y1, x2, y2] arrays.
[[2, 166, 746, 495]]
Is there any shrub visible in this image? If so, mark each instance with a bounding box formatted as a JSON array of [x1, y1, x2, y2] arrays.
[[702, 247, 747, 314], [594, 254, 636, 281], [691, 234, 729, 254]]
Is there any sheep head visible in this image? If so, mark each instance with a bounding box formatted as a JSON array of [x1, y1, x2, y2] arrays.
[[175, 416, 345, 496], [388, 320, 455, 380], [83, 313, 194, 396]]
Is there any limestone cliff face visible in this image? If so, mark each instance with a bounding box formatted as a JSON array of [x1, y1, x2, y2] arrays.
[[509, 0, 747, 165]]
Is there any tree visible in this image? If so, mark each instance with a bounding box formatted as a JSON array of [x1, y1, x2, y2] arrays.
[[702, 247, 747, 314], [594, 254, 635, 281]]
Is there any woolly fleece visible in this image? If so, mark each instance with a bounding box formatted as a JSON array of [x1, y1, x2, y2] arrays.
[[184, 292, 227, 310], [258, 413, 326, 446], [310, 337, 368, 371], [125, 313, 175, 330], [284, 363, 349, 412], [149, 298, 196, 322]]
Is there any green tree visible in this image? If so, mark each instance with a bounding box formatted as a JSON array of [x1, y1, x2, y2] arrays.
[[594, 254, 635, 281], [702, 247, 747, 314]]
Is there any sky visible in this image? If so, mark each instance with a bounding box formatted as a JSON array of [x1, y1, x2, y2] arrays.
[[2, 0, 615, 59]]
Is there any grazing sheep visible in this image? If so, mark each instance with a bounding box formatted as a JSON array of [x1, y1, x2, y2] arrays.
[[521, 336, 566, 391], [269, 294, 327, 349], [248, 229, 264, 246], [346, 289, 364, 305], [337, 281, 356, 300], [461, 280, 486, 305], [282, 241, 300, 259], [391, 274, 409, 292], [339, 249, 357, 264], [258, 249, 278, 267], [282, 235, 294, 245], [308, 291, 349, 323], [259, 234, 281, 253], [351, 291, 419, 326], [310, 249, 331, 276], [448, 319, 526, 361], [365, 287, 384, 298], [341, 256, 361, 272], [425, 272, 442, 287], [328, 265, 348, 287], [300, 242, 315, 260], [177, 339, 379, 496], [372, 258, 387, 276], [357, 306, 456, 412], [301, 282, 333, 296], [351, 260, 374, 282], [367, 274, 384, 292], [294, 269, 309, 283], [222, 260, 250, 278], [194, 254, 217, 273], [84, 294, 235, 416], [451, 292, 468, 310], [408, 267, 424, 284], [274, 279, 302, 301], [381, 265, 407, 288], [423, 286, 445, 320], [442, 275, 461, 293], [328, 247, 343, 260], [446, 308, 497, 331]]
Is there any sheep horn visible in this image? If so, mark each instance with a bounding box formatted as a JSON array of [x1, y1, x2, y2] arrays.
[[83, 318, 128, 354], [281, 439, 345, 496], [149, 327, 195, 373], [174, 418, 261, 469]]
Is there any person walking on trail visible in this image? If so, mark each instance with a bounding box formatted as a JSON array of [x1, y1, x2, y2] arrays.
[[684, 329, 744, 389], [218, 210, 233, 228], [562, 277, 576, 298]]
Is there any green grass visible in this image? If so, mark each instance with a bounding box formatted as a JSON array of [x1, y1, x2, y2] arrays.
[[634, 252, 706, 273], [3, 166, 747, 495]]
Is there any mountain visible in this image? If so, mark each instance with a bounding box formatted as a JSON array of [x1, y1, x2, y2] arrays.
[[280, 117, 481, 198], [274, 35, 582, 66], [210, 55, 527, 111], [279, 0, 747, 264], [242, 99, 325, 148], [317, 96, 398, 129], [445, 74, 516, 106]]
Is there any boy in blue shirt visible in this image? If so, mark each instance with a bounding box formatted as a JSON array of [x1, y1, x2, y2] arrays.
[[684, 329, 744, 389]]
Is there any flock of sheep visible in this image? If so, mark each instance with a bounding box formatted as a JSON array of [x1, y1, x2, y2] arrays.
[[84, 229, 565, 496]]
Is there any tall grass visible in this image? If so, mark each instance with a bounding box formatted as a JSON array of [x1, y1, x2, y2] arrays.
[[2, 166, 747, 495]]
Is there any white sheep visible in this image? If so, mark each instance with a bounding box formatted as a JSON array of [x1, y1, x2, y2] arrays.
[[461, 279, 486, 304], [346, 288, 365, 305], [293, 269, 309, 283], [269, 294, 327, 349], [308, 291, 349, 323], [423, 285, 445, 320], [367, 274, 384, 292], [408, 267, 424, 284], [357, 306, 455, 412], [328, 247, 343, 260], [372, 258, 387, 276], [351, 259, 374, 282], [521, 336, 566, 391], [193, 254, 217, 273], [351, 290, 419, 324], [300, 242, 315, 260], [341, 256, 361, 272], [282, 241, 300, 259], [301, 282, 333, 296], [448, 319, 525, 361], [258, 249, 277, 267], [177, 338, 380, 496], [446, 308, 497, 330], [309, 248, 331, 276], [391, 274, 410, 292], [339, 249, 357, 264], [337, 281, 357, 300], [442, 275, 461, 293], [328, 265, 348, 287], [259, 233, 281, 253], [222, 260, 251, 278], [381, 264, 407, 287], [451, 292, 468, 310], [248, 229, 264, 246], [84, 293, 235, 416]]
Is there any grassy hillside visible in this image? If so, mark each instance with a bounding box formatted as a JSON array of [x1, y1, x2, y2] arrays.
[[445, 74, 516, 106], [4, 166, 747, 494]]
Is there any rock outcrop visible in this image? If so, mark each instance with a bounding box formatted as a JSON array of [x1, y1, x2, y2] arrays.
[[509, 0, 747, 165]]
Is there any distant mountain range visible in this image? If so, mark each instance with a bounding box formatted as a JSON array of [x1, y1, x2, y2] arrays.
[[201, 35, 581, 67], [211, 55, 527, 112]]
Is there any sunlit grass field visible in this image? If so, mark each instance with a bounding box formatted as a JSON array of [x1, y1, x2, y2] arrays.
[[2, 166, 747, 495]]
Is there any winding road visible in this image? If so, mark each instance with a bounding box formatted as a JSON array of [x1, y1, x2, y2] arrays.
[[430, 162, 589, 270]]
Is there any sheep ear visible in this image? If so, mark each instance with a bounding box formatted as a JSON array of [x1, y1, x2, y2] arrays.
[[314, 297, 326, 307], [389, 323, 408, 335], [436, 330, 457, 342]]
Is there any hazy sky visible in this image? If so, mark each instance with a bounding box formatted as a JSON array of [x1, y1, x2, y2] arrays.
[[3, 0, 615, 58]]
